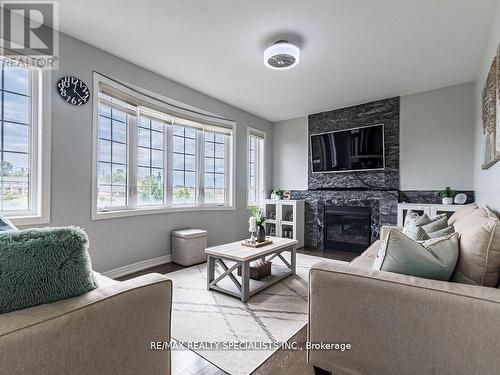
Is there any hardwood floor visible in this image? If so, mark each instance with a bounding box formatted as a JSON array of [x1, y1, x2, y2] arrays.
[[119, 248, 354, 374], [298, 247, 357, 262]]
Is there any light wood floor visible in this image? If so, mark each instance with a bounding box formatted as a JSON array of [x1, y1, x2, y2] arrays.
[[119, 248, 354, 374]]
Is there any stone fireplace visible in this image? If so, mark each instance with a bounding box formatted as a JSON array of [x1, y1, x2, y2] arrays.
[[291, 189, 397, 250], [324, 205, 371, 253]]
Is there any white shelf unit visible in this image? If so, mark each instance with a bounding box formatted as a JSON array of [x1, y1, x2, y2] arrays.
[[397, 203, 463, 226], [264, 199, 305, 248]]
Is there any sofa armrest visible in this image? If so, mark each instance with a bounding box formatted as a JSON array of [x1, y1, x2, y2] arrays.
[[308, 261, 500, 375], [380, 225, 403, 240], [0, 273, 172, 375]]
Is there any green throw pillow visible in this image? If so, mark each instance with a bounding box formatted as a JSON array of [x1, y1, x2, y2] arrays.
[[0, 226, 98, 314], [372, 229, 459, 281]]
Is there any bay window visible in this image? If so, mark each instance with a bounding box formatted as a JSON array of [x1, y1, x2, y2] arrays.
[[92, 73, 234, 219], [0, 59, 50, 224]]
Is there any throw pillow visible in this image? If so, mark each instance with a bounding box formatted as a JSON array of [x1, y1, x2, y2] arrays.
[[372, 229, 459, 281], [402, 211, 432, 240], [422, 215, 449, 235], [0, 216, 17, 232], [403, 211, 447, 240], [427, 225, 455, 239], [404, 210, 432, 227], [0, 226, 98, 314]]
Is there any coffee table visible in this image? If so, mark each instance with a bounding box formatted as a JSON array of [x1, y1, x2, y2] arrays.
[[205, 237, 298, 302]]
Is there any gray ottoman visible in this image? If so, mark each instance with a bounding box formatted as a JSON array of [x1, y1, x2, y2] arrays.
[[171, 229, 207, 266]]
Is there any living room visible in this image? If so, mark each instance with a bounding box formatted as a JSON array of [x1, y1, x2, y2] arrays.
[[1, 1, 500, 375]]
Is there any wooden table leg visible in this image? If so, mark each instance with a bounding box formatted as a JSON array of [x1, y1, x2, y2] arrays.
[[291, 246, 296, 275], [241, 261, 250, 303], [207, 255, 215, 291]]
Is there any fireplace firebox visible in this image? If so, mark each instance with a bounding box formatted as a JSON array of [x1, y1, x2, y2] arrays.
[[324, 206, 371, 253]]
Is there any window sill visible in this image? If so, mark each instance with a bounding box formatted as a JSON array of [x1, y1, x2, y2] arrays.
[[92, 205, 235, 220], [7, 215, 50, 227]]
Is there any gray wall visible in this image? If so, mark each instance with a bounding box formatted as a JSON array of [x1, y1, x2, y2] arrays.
[[400, 83, 475, 190], [272, 117, 308, 190], [41, 33, 273, 272], [272, 116, 308, 189], [272, 83, 476, 191], [474, 0, 500, 214]]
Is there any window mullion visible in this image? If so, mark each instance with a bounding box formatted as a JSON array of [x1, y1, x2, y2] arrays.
[[197, 130, 205, 206], [128, 114, 138, 208], [30, 69, 39, 215], [224, 135, 231, 207], [165, 124, 173, 206], [256, 140, 261, 206]]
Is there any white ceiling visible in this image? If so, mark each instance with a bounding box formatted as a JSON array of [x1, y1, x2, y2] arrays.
[[58, 0, 497, 122]]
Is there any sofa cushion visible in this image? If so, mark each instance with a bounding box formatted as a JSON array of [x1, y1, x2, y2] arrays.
[[372, 229, 459, 281], [0, 227, 98, 314], [448, 203, 478, 225], [451, 208, 500, 286]]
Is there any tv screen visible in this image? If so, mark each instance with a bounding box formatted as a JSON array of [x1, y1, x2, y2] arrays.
[[311, 124, 385, 173]]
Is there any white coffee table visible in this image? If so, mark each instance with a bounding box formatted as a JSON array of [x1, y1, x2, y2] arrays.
[[205, 237, 298, 302]]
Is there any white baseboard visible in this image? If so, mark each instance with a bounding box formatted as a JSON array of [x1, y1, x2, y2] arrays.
[[102, 254, 172, 279]]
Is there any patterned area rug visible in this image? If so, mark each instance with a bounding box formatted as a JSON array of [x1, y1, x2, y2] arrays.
[[168, 253, 345, 375]]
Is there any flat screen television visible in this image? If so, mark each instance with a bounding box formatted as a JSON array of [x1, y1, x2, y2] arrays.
[[311, 124, 385, 173]]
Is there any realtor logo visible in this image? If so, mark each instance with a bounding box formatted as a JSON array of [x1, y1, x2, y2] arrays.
[[0, 0, 59, 69]]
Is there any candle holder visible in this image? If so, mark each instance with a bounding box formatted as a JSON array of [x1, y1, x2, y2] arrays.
[[249, 231, 256, 243], [249, 215, 257, 243]]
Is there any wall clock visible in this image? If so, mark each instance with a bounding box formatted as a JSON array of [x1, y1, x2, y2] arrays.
[[57, 76, 90, 105]]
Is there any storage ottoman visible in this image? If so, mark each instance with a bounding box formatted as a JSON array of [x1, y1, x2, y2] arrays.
[[171, 229, 207, 266]]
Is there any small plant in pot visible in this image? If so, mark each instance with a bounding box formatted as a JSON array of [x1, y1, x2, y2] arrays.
[[438, 187, 457, 205], [271, 188, 284, 200], [252, 207, 267, 242]]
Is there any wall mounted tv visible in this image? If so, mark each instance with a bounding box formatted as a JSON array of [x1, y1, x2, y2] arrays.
[[311, 124, 385, 173]]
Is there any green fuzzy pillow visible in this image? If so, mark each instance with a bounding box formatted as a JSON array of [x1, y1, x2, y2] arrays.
[[0, 226, 98, 314]]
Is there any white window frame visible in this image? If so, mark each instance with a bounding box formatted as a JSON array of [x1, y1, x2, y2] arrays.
[[1, 63, 51, 226], [246, 127, 266, 209], [91, 73, 235, 220]]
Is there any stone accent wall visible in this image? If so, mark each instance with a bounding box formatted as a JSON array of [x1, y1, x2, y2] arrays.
[[291, 190, 398, 250], [308, 97, 400, 190], [399, 190, 475, 204]]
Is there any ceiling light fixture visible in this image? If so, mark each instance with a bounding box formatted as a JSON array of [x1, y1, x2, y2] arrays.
[[264, 40, 300, 70]]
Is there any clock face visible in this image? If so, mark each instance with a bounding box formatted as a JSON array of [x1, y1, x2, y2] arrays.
[[57, 76, 90, 105]]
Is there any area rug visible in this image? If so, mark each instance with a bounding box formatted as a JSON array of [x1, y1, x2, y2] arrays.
[[168, 253, 345, 375]]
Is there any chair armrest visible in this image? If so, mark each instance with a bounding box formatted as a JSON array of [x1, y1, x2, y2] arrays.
[[308, 261, 500, 375], [0, 273, 172, 375], [380, 225, 403, 240]]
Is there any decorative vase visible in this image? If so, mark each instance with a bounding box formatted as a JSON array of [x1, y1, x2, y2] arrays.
[[442, 197, 454, 205], [256, 225, 266, 242]]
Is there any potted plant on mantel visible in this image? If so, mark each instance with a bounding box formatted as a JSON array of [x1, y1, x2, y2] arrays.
[[438, 187, 457, 205]]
